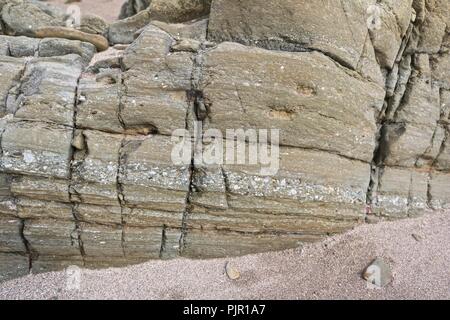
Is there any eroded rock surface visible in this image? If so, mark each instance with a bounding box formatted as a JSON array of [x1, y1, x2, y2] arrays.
[[119, 0, 211, 22], [0, 0, 449, 281]]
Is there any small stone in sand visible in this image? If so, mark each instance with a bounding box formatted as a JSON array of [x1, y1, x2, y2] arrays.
[[412, 234, 422, 242], [363, 258, 393, 287], [225, 262, 240, 280]]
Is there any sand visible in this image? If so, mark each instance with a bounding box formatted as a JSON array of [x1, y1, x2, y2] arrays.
[[46, 0, 127, 22], [0, 211, 448, 300]]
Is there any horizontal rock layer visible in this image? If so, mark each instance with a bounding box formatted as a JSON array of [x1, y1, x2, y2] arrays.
[[0, 0, 449, 281]]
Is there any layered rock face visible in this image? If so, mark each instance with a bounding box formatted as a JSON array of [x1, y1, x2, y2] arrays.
[[0, 0, 449, 281]]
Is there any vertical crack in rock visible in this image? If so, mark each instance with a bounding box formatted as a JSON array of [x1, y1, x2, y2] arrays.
[[433, 130, 449, 167], [159, 225, 167, 259], [366, 114, 389, 216], [69, 74, 86, 265], [0, 18, 7, 40], [428, 128, 449, 208], [1, 119, 32, 270], [426, 172, 434, 209], [116, 138, 127, 258], [406, 172, 414, 216], [178, 93, 196, 255], [417, 34, 449, 210], [234, 84, 247, 115], [6, 57, 31, 117], [178, 168, 193, 255], [365, 17, 417, 218], [0, 123, 5, 159], [339, 0, 359, 52], [18, 215, 33, 271], [178, 44, 207, 254], [117, 59, 127, 131], [416, 88, 445, 168], [5, 41, 11, 57], [390, 66, 413, 120], [115, 63, 127, 258], [220, 167, 231, 209], [418, 125, 439, 167]]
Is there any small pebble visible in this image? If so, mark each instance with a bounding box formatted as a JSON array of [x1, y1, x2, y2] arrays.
[[363, 258, 393, 287], [225, 262, 240, 280]]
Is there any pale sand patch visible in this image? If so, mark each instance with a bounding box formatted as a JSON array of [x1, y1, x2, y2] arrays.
[[0, 211, 448, 300]]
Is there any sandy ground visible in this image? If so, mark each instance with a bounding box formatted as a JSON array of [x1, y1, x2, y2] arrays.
[[0, 211, 448, 300], [46, 0, 127, 22]]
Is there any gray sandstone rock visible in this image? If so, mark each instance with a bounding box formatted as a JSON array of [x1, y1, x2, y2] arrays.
[[111, 0, 211, 44], [38, 38, 96, 66], [368, 0, 415, 69], [207, 0, 372, 69], [182, 230, 309, 259], [119, 134, 191, 212], [0, 35, 96, 67], [78, 14, 108, 36], [429, 172, 450, 209], [147, 0, 211, 23], [151, 18, 208, 41], [1, 121, 73, 179], [119, 0, 212, 23], [119, 0, 151, 19], [71, 130, 122, 206], [0, 0, 450, 281], [11, 176, 70, 203], [0, 56, 25, 117], [12, 55, 83, 126], [0, 217, 26, 253], [372, 167, 428, 218], [1, 0, 65, 36], [76, 69, 123, 133], [108, 10, 152, 45], [188, 142, 370, 239], [200, 42, 385, 162], [0, 253, 29, 282]]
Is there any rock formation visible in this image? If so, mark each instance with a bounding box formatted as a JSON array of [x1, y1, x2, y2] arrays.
[[0, 0, 449, 282]]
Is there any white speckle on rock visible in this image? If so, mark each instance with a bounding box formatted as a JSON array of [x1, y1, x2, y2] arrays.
[[23, 150, 35, 164]]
